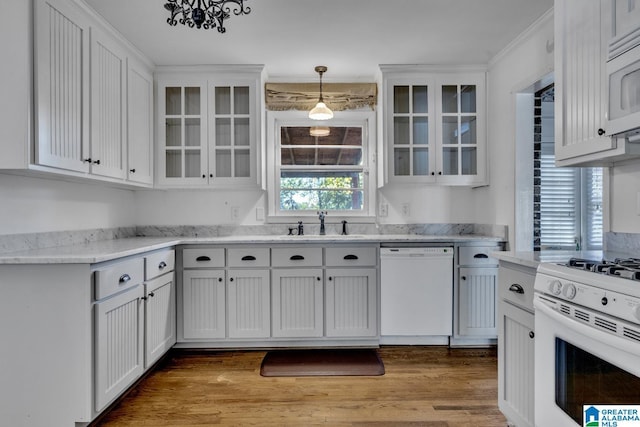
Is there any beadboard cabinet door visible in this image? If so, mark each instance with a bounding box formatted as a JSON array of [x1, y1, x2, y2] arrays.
[[325, 268, 377, 337], [554, 0, 613, 165], [182, 269, 226, 339], [144, 273, 176, 368], [272, 269, 324, 338], [90, 25, 127, 179], [227, 269, 271, 339], [94, 284, 145, 412], [458, 266, 498, 337], [127, 59, 154, 185], [35, 0, 91, 172]]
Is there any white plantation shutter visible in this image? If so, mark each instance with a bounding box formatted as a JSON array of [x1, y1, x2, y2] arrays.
[[538, 146, 603, 251], [539, 151, 579, 249]]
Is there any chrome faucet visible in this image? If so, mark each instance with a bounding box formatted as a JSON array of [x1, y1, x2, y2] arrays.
[[317, 211, 327, 235]]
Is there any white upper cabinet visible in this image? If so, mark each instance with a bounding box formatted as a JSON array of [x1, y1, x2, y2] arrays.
[[90, 25, 127, 180], [32, 0, 154, 186], [35, 0, 91, 173], [381, 66, 487, 186], [553, 0, 627, 166], [156, 66, 263, 189], [127, 58, 154, 185]]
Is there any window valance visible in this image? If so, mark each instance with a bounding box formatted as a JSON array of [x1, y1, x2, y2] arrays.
[[265, 83, 377, 112]]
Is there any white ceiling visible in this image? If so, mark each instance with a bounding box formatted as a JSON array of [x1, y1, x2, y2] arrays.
[[84, 0, 554, 79]]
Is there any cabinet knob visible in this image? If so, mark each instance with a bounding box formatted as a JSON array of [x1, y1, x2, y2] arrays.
[[328, 277, 333, 281], [210, 174, 213, 178], [597, 128, 606, 136], [529, 331, 535, 339], [431, 172, 435, 176], [230, 277, 234, 282], [130, 168, 136, 173], [202, 174, 206, 178], [83, 158, 92, 163], [93, 159, 101, 165], [149, 292, 155, 298], [461, 276, 466, 280], [317, 277, 321, 281], [438, 171, 442, 175], [218, 277, 223, 282]]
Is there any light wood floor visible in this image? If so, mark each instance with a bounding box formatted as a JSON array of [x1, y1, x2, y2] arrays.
[[93, 346, 508, 426]]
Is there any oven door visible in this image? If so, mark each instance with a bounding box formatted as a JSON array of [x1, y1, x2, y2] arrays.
[[534, 295, 640, 427]]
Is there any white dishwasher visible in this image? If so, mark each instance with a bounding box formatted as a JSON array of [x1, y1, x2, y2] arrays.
[[380, 247, 454, 345]]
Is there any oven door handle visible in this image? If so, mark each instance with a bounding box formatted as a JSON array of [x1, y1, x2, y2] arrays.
[[534, 296, 640, 357]]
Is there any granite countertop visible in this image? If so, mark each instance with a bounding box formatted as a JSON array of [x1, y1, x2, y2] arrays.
[[492, 250, 610, 269], [0, 234, 504, 264]]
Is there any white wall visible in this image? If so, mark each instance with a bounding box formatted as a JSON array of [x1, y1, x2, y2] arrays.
[[134, 189, 266, 225], [609, 162, 640, 233], [0, 174, 136, 235], [477, 10, 555, 249]]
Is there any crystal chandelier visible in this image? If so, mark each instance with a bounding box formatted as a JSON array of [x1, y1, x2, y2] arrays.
[[164, 0, 251, 33]]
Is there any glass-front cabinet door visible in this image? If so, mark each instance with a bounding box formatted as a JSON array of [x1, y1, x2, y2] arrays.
[[156, 67, 262, 188], [383, 68, 486, 186], [158, 82, 208, 186], [209, 84, 254, 183], [391, 83, 435, 178]]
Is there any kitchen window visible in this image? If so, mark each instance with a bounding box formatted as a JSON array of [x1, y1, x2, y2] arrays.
[[266, 111, 376, 220], [534, 85, 603, 251]]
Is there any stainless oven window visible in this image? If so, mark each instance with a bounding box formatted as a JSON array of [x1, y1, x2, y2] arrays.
[[555, 338, 640, 424]]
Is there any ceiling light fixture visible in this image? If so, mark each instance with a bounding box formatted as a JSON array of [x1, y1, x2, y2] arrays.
[[310, 126, 330, 137], [164, 0, 250, 32], [309, 66, 334, 120]]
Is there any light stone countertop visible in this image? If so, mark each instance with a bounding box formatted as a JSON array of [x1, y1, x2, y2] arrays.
[[0, 234, 504, 264], [492, 250, 606, 269]]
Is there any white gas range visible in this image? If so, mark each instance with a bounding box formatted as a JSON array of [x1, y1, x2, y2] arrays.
[[534, 257, 640, 426]]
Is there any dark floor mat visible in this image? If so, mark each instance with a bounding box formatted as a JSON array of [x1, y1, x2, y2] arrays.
[[260, 348, 385, 377]]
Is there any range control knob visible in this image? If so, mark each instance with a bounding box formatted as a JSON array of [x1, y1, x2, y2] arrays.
[[563, 283, 577, 300], [549, 280, 562, 296]]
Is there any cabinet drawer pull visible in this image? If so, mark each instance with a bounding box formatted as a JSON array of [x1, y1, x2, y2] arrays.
[[290, 255, 305, 261], [119, 274, 131, 284], [598, 128, 606, 136], [473, 253, 489, 259], [343, 254, 359, 260], [529, 331, 535, 339], [509, 284, 525, 294], [158, 261, 167, 269], [241, 255, 257, 261], [196, 256, 211, 262]]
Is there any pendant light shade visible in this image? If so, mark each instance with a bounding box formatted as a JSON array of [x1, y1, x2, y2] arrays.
[[309, 66, 334, 120]]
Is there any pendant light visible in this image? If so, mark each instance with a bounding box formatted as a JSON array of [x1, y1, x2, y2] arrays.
[[309, 66, 333, 120]]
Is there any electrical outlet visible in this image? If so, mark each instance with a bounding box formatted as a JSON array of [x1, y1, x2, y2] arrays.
[[379, 203, 388, 217], [401, 202, 410, 218], [231, 206, 240, 221]]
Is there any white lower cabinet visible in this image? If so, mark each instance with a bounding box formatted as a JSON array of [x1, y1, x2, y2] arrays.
[[144, 272, 176, 368], [325, 268, 378, 337], [272, 268, 324, 338], [499, 300, 535, 427], [457, 266, 498, 337], [94, 283, 145, 412], [182, 269, 226, 339], [227, 269, 271, 338]]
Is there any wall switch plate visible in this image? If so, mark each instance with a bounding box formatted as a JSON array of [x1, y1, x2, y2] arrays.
[[401, 202, 410, 218], [379, 203, 388, 217]]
